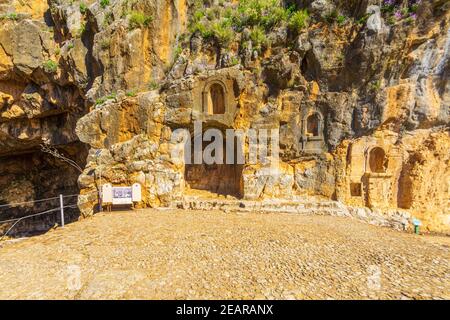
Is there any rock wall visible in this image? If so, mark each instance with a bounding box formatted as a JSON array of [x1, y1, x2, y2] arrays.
[[0, 0, 89, 228], [0, 0, 448, 233]]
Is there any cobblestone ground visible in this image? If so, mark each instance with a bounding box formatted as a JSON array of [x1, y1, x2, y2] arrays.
[[0, 209, 448, 300]]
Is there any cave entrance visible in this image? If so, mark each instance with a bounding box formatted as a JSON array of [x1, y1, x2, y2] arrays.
[[184, 131, 243, 198]]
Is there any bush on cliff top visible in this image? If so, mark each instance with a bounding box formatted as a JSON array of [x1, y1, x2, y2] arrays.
[[189, 0, 310, 50]]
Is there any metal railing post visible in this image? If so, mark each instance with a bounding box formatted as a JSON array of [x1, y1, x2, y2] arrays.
[[59, 194, 65, 228]]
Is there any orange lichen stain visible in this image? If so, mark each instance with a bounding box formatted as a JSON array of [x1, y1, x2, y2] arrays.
[[118, 101, 140, 143], [14, 0, 48, 19], [156, 3, 172, 65], [177, 0, 188, 30], [383, 84, 412, 125], [309, 81, 320, 101]]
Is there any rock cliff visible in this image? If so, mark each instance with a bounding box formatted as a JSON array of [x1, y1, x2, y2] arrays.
[[0, 0, 448, 233]]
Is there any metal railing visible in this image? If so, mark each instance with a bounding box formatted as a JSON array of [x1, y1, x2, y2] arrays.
[[0, 192, 97, 240]]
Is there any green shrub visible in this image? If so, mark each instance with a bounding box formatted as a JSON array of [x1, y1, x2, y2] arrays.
[[0, 12, 18, 20], [211, 20, 234, 46], [100, 39, 110, 50], [103, 12, 114, 27], [260, 5, 290, 29], [106, 92, 116, 100], [128, 11, 153, 29], [193, 9, 205, 22], [173, 45, 183, 60], [190, 21, 213, 38], [126, 90, 137, 97], [148, 81, 159, 90], [337, 15, 346, 26], [100, 0, 110, 9], [249, 26, 268, 52], [288, 9, 309, 32], [79, 3, 88, 14], [187, 0, 313, 51], [95, 92, 116, 106], [230, 56, 240, 66], [356, 14, 369, 26], [43, 60, 58, 73], [95, 97, 107, 105], [75, 22, 86, 38]]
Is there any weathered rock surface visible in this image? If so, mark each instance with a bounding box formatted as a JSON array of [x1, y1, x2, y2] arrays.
[[0, 0, 449, 233]]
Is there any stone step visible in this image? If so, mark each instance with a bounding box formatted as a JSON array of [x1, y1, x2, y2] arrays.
[[176, 196, 350, 217], [170, 196, 411, 231]]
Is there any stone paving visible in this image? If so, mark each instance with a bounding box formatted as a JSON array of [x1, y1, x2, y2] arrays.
[[0, 209, 448, 300]]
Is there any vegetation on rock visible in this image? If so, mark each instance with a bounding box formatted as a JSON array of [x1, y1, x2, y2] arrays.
[[100, 0, 110, 9], [42, 60, 58, 73], [128, 11, 153, 29], [189, 0, 311, 50]]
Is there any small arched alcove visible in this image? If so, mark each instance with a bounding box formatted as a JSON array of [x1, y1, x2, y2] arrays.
[[204, 81, 227, 115], [306, 113, 321, 137], [368, 147, 387, 173]]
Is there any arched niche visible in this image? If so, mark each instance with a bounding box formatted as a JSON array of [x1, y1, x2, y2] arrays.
[[302, 111, 324, 138], [368, 147, 387, 173], [203, 80, 228, 115], [306, 113, 321, 137]]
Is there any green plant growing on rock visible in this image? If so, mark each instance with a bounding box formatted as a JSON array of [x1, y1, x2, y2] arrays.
[[100, 39, 110, 50], [356, 14, 370, 26], [79, 2, 88, 14], [370, 80, 382, 91], [211, 20, 234, 46], [337, 15, 346, 26], [288, 9, 309, 32], [43, 60, 58, 73], [95, 92, 116, 106], [249, 26, 268, 52], [148, 81, 159, 90], [128, 11, 153, 29], [173, 45, 183, 61], [106, 92, 116, 100], [126, 90, 137, 97], [188, 0, 313, 52], [100, 0, 110, 9], [103, 12, 114, 28], [230, 56, 240, 66], [95, 97, 107, 105], [76, 22, 86, 38], [0, 12, 18, 20]]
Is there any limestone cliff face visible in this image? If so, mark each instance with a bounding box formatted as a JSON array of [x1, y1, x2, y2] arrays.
[[0, 0, 449, 233], [0, 0, 88, 225]]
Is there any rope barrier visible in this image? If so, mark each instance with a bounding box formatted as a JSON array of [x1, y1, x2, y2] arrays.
[[0, 197, 59, 209], [0, 208, 60, 240], [0, 190, 99, 211], [0, 190, 100, 239]]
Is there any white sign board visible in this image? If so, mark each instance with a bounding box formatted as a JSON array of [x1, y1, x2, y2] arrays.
[[102, 184, 113, 203], [112, 187, 133, 205], [132, 183, 142, 202]]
